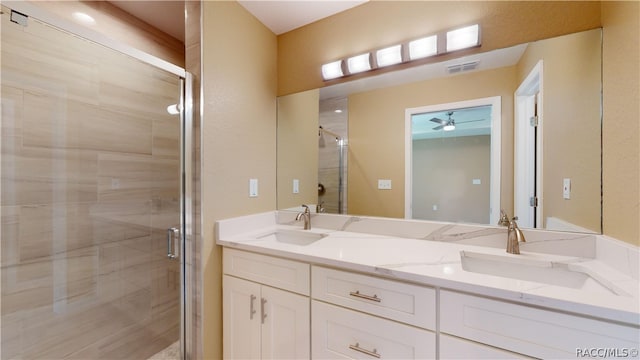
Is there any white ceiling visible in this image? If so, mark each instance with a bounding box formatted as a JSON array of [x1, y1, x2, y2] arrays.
[[238, 1, 367, 35], [109, 0, 368, 43]]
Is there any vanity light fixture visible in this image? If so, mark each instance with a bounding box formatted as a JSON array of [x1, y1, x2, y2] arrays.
[[408, 35, 438, 60], [376, 44, 403, 67], [321, 60, 344, 80], [347, 53, 372, 74], [446, 24, 480, 52], [321, 24, 480, 80]]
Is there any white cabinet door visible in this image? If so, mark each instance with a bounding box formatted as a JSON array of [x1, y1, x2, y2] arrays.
[[261, 286, 310, 359], [223, 275, 261, 360], [224, 275, 311, 360]]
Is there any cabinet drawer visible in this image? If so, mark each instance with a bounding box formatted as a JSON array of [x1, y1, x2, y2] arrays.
[[312, 300, 435, 359], [440, 290, 640, 359], [440, 334, 533, 359], [312, 266, 435, 329], [223, 248, 310, 295]]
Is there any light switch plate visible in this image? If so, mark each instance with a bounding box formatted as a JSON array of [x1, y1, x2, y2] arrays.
[[563, 178, 571, 199], [293, 179, 299, 194], [249, 178, 258, 197]]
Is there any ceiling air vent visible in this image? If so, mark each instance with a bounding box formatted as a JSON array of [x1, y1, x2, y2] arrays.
[[447, 60, 480, 74]]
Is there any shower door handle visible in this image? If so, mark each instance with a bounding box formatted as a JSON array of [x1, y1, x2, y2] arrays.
[[167, 227, 180, 260]]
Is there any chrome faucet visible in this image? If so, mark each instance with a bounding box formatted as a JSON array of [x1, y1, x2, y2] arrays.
[[295, 204, 311, 230], [498, 209, 526, 254]]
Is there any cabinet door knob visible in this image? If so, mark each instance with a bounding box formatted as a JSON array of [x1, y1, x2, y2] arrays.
[[349, 342, 381, 358]]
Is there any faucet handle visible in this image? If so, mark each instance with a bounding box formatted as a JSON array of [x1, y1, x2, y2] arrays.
[[498, 209, 510, 226], [301, 204, 310, 213]]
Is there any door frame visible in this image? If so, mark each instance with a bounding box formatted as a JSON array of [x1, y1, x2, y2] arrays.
[[404, 96, 502, 224], [514, 60, 544, 228]]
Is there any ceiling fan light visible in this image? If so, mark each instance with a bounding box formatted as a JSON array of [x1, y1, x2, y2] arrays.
[[443, 124, 456, 131]]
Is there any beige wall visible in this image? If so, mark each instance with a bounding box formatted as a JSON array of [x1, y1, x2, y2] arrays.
[[348, 66, 516, 218], [201, 2, 278, 359], [278, 1, 601, 96], [413, 135, 491, 223], [601, 2, 639, 246], [277, 90, 319, 210], [516, 29, 602, 233]]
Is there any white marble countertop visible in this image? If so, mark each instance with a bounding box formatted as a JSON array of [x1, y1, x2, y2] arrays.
[[216, 211, 640, 326]]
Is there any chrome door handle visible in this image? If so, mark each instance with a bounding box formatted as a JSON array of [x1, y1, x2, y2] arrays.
[[167, 227, 180, 259]]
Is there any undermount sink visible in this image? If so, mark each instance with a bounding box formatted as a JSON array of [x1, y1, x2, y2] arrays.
[[256, 229, 327, 246], [460, 250, 627, 296]]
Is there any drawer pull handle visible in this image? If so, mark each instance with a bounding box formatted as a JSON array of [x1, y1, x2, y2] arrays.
[[349, 343, 381, 358], [250, 294, 257, 320], [261, 298, 267, 324], [349, 290, 381, 302]]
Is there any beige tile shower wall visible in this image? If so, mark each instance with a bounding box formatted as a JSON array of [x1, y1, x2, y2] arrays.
[[1, 10, 181, 359], [24, 0, 184, 67], [185, 1, 202, 358], [348, 66, 516, 219], [201, 2, 278, 359]]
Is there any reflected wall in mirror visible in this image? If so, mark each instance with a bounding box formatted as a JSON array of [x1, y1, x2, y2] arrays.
[[406, 97, 501, 225], [276, 28, 602, 234]]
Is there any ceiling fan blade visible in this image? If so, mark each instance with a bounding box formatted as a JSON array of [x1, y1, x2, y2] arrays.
[[432, 124, 445, 131], [457, 118, 486, 124], [429, 117, 446, 124]]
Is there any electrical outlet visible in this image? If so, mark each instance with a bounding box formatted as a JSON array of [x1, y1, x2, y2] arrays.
[[378, 179, 392, 190]]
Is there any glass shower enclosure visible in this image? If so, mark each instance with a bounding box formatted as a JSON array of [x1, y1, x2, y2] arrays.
[[1, 5, 190, 359]]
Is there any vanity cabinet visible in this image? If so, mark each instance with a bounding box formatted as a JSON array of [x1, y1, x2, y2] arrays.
[[440, 290, 640, 359], [222, 248, 310, 359], [311, 266, 437, 359]]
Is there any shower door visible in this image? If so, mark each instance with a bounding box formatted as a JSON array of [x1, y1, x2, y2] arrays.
[[1, 6, 187, 359]]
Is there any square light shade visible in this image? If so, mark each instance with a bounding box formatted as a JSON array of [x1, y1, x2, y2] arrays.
[[347, 53, 372, 74], [408, 35, 438, 60], [446, 24, 480, 52], [376, 45, 403, 67], [321, 60, 344, 80]]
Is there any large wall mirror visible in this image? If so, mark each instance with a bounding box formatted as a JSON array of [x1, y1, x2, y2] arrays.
[[277, 28, 602, 234]]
